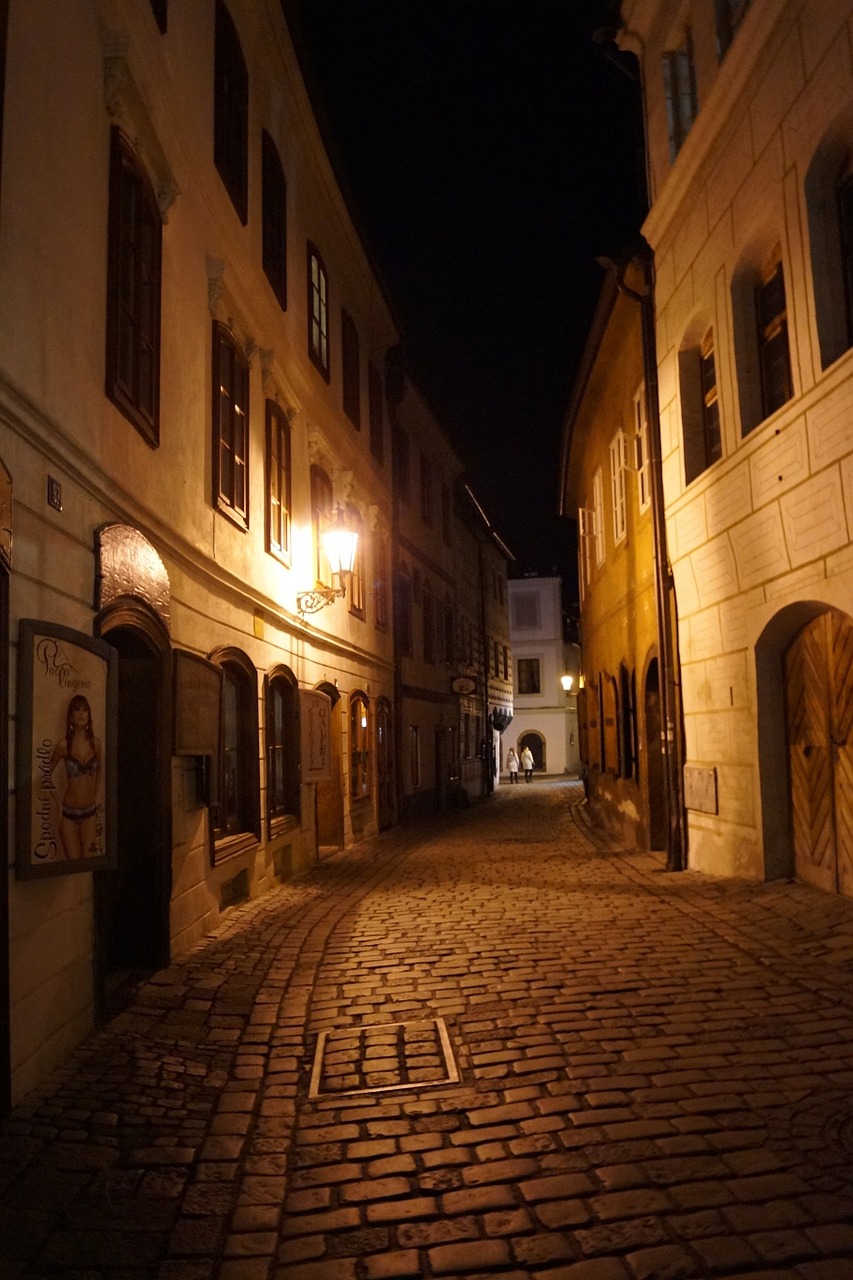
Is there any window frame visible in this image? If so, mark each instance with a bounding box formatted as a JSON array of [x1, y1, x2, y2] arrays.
[[635, 386, 651, 512], [420, 452, 433, 526], [373, 535, 388, 632], [310, 464, 333, 587], [209, 646, 260, 860], [261, 129, 287, 310], [341, 308, 361, 428], [756, 255, 793, 421], [347, 502, 365, 620], [517, 657, 541, 696], [213, 0, 248, 225], [307, 242, 330, 380], [265, 399, 291, 564], [212, 321, 250, 529], [265, 666, 300, 834], [609, 431, 627, 545], [663, 30, 697, 160], [105, 126, 162, 446], [350, 692, 371, 802]]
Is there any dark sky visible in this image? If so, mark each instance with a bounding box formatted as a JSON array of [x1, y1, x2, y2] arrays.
[[285, 1, 643, 586]]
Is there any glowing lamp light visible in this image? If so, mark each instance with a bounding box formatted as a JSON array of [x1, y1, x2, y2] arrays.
[[297, 506, 359, 616], [560, 674, 574, 692]]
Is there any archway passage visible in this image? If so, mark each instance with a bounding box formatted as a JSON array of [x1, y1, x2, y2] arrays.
[[518, 731, 545, 772], [95, 620, 171, 1009], [315, 682, 344, 854], [644, 659, 667, 852], [785, 609, 853, 897]]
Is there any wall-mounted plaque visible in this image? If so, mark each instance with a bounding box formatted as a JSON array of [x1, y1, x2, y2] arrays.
[[451, 676, 477, 696], [684, 765, 718, 814], [16, 620, 117, 878], [173, 650, 222, 756]]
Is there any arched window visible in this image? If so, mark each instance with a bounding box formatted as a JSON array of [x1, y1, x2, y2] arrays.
[[265, 666, 300, 831], [350, 692, 370, 800], [804, 109, 853, 369], [209, 647, 259, 857], [731, 240, 793, 434], [680, 321, 722, 484]]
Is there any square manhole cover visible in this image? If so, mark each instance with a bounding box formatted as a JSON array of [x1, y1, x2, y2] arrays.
[[308, 1017, 459, 1098]]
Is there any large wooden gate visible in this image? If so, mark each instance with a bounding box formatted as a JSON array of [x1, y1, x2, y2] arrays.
[[784, 609, 853, 897]]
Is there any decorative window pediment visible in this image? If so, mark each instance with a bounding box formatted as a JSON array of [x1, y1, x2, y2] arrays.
[[102, 43, 179, 221]]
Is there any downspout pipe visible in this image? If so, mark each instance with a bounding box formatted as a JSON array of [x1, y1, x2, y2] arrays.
[[615, 243, 686, 871]]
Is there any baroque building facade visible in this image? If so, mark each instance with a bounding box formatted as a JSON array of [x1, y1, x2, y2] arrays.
[[589, 0, 853, 887], [0, 1, 511, 1107]]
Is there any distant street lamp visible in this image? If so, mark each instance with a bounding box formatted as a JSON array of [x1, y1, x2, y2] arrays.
[[296, 506, 359, 616], [560, 674, 574, 692]]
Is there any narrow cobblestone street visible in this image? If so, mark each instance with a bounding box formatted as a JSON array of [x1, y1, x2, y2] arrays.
[[4, 780, 853, 1279]]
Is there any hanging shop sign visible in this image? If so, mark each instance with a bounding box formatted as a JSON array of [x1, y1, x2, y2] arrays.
[[300, 688, 332, 782]]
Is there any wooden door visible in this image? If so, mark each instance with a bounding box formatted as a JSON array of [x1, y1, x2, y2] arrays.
[[376, 698, 394, 829], [785, 610, 853, 897]]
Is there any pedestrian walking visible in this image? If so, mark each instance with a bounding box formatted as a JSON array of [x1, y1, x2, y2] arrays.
[[506, 747, 519, 783], [520, 745, 534, 782]]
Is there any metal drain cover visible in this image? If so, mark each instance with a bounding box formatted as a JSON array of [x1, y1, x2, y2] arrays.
[[308, 1017, 459, 1099]]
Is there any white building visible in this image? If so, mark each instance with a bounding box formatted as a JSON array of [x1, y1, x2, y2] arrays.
[[619, 0, 853, 894], [505, 576, 579, 779]]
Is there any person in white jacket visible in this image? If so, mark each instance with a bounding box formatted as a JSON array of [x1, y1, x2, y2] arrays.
[[507, 748, 519, 783], [520, 745, 534, 782]]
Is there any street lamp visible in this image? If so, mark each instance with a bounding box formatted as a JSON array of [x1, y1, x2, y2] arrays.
[[560, 674, 574, 692], [296, 506, 359, 616]]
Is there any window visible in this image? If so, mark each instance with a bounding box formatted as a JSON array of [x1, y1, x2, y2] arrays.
[[310, 465, 333, 585], [148, 0, 167, 34], [441, 484, 452, 545], [635, 386, 651, 512], [700, 334, 722, 465], [373, 536, 388, 631], [265, 668, 300, 829], [840, 176, 853, 350], [493, 640, 500, 677], [502, 645, 509, 680], [392, 424, 410, 502], [210, 648, 259, 856], [609, 432, 627, 544], [341, 309, 360, 427], [347, 503, 365, 620], [421, 453, 433, 526], [517, 657, 541, 695], [266, 400, 291, 562], [261, 130, 287, 309], [420, 583, 434, 663], [663, 31, 696, 160], [395, 565, 413, 656], [307, 243, 329, 378], [681, 328, 723, 485], [619, 664, 635, 781], [602, 675, 619, 774], [512, 592, 540, 630], [592, 468, 605, 566], [213, 0, 248, 224], [368, 361, 384, 462], [350, 693, 370, 800], [756, 256, 792, 421], [443, 597, 454, 663], [105, 127, 162, 446], [212, 322, 249, 527], [715, 0, 751, 57]]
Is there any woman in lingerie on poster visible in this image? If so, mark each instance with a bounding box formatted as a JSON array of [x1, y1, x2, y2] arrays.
[[49, 694, 102, 859]]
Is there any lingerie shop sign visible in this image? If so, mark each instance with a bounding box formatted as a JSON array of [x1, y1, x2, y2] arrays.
[[15, 620, 117, 878]]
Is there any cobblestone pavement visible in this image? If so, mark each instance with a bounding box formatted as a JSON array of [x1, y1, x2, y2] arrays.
[[4, 780, 853, 1280]]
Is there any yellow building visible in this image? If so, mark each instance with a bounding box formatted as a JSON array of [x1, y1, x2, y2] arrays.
[[561, 264, 672, 849]]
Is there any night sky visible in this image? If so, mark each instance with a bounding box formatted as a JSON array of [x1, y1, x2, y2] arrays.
[[285, 1, 643, 588]]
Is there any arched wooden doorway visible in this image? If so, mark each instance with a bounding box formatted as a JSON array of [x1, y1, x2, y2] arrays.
[[644, 659, 667, 851], [95, 603, 172, 1010], [784, 608, 853, 897], [315, 681, 344, 854]]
